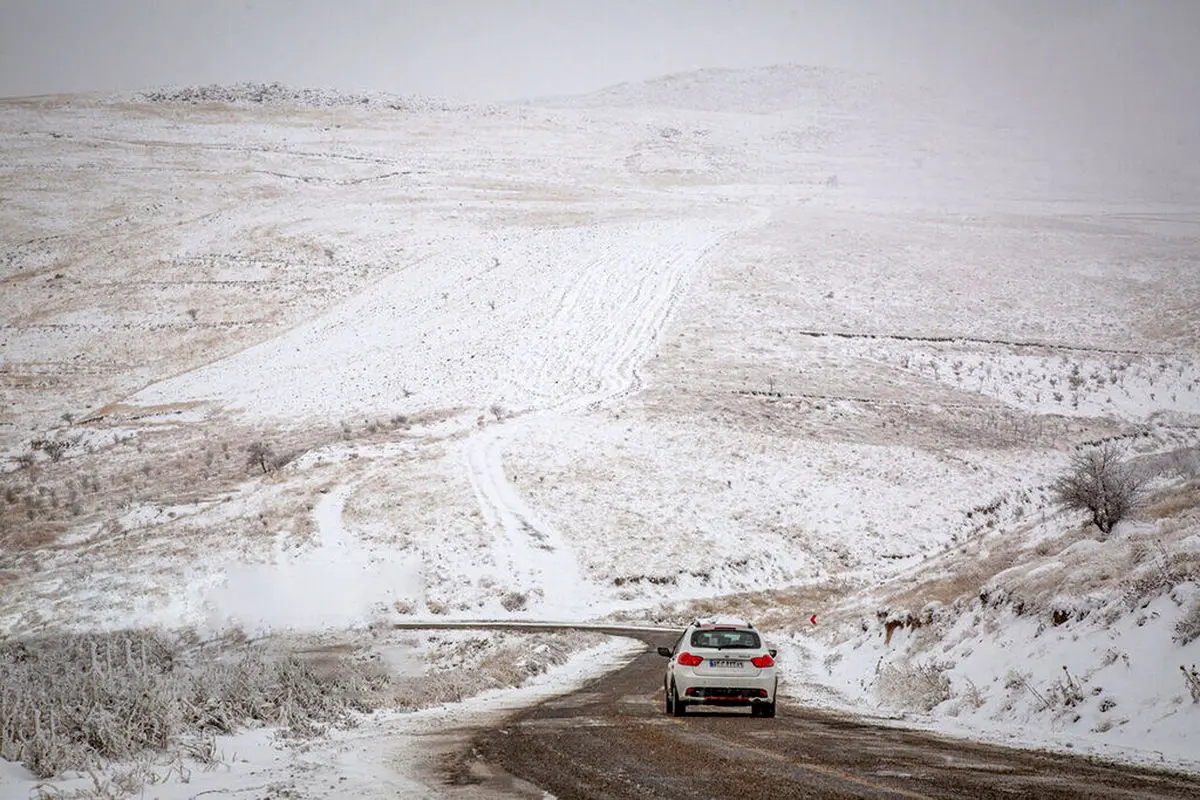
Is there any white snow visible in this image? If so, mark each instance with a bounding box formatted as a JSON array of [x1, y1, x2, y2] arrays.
[[779, 580, 1200, 771], [2, 62, 1198, 794], [0, 636, 643, 798], [205, 485, 425, 632]]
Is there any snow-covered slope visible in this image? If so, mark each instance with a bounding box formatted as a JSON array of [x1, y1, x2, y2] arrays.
[[541, 64, 885, 114], [1, 63, 1198, 787]]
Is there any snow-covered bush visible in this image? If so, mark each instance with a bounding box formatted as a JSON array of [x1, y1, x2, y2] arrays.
[[500, 590, 528, 611], [1167, 446, 1200, 479], [1045, 666, 1086, 710], [0, 631, 395, 778], [1176, 597, 1200, 645], [875, 661, 951, 712]]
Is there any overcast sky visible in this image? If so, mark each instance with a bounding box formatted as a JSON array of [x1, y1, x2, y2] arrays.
[[1, 0, 1197, 109]]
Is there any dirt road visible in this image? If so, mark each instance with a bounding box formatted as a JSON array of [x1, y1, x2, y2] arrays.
[[452, 631, 1200, 799]]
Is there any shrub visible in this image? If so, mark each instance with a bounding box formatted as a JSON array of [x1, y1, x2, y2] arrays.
[[875, 661, 951, 712], [1053, 444, 1147, 535], [245, 440, 274, 474], [244, 441, 296, 473], [1046, 665, 1085, 709], [1168, 446, 1200, 478], [500, 591, 528, 612], [1183, 665, 1200, 703], [42, 441, 69, 463], [1176, 598, 1200, 646], [0, 631, 395, 778]]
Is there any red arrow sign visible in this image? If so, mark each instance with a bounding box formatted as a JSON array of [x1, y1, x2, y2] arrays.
[[810, 614, 817, 625]]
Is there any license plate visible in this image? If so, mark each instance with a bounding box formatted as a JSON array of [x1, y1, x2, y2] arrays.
[[710, 659, 743, 668]]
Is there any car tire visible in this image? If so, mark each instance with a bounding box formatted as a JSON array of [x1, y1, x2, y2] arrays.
[[671, 684, 687, 717], [759, 701, 776, 718], [664, 683, 673, 715]]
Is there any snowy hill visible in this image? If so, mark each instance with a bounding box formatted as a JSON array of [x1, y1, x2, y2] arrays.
[[133, 81, 453, 111], [541, 64, 886, 115], [1, 65, 1198, 792]]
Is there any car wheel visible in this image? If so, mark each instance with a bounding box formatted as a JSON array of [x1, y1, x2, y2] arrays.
[[759, 701, 776, 718], [671, 684, 687, 717], [664, 683, 673, 715]]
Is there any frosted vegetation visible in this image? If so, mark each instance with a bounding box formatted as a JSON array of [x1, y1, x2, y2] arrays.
[[0, 62, 1198, 793]]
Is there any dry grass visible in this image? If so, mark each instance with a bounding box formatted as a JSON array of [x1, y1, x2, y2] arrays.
[[0, 630, 397, 779], [1, 407, 466, 567], [881, 564, 993, 615], [807, 465, 1199, 643], [875, 661, 952, 712], [0, 415, 443, 630], [406, 631, 604, 706], [1143, 480, 1200, 521], [637, 577, 860, 635]]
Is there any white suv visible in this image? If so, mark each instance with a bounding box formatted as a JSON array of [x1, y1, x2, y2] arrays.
[[657, 617, 778, 717]]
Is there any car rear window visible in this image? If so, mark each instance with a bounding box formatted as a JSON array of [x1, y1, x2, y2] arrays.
[[690, 628, 760, 649]]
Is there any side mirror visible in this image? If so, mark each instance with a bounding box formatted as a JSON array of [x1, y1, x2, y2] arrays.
[[656, 646, 673, 658], [769, 649, 777, 658]]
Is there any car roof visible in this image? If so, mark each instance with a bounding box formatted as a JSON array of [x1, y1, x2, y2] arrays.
[[691, 615, 754, 630]]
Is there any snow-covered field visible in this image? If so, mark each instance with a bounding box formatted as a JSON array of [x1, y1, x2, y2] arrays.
[[2, 66, 1199, 794]]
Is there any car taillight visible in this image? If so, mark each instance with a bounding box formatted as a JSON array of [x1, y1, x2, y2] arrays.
[[677, 652, 703, 667], [751, 653, 775, 668]]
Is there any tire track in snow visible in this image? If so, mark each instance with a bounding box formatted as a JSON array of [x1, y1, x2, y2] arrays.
[[524, 249, 613, 404], [579, 236, 712, 413], [465, 423, 589, 616], [463, 211, 769, 615]]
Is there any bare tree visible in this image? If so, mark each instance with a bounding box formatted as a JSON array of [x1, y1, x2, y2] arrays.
[[246, 440, 275, 474], [1053, 444, 1146, 535]]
